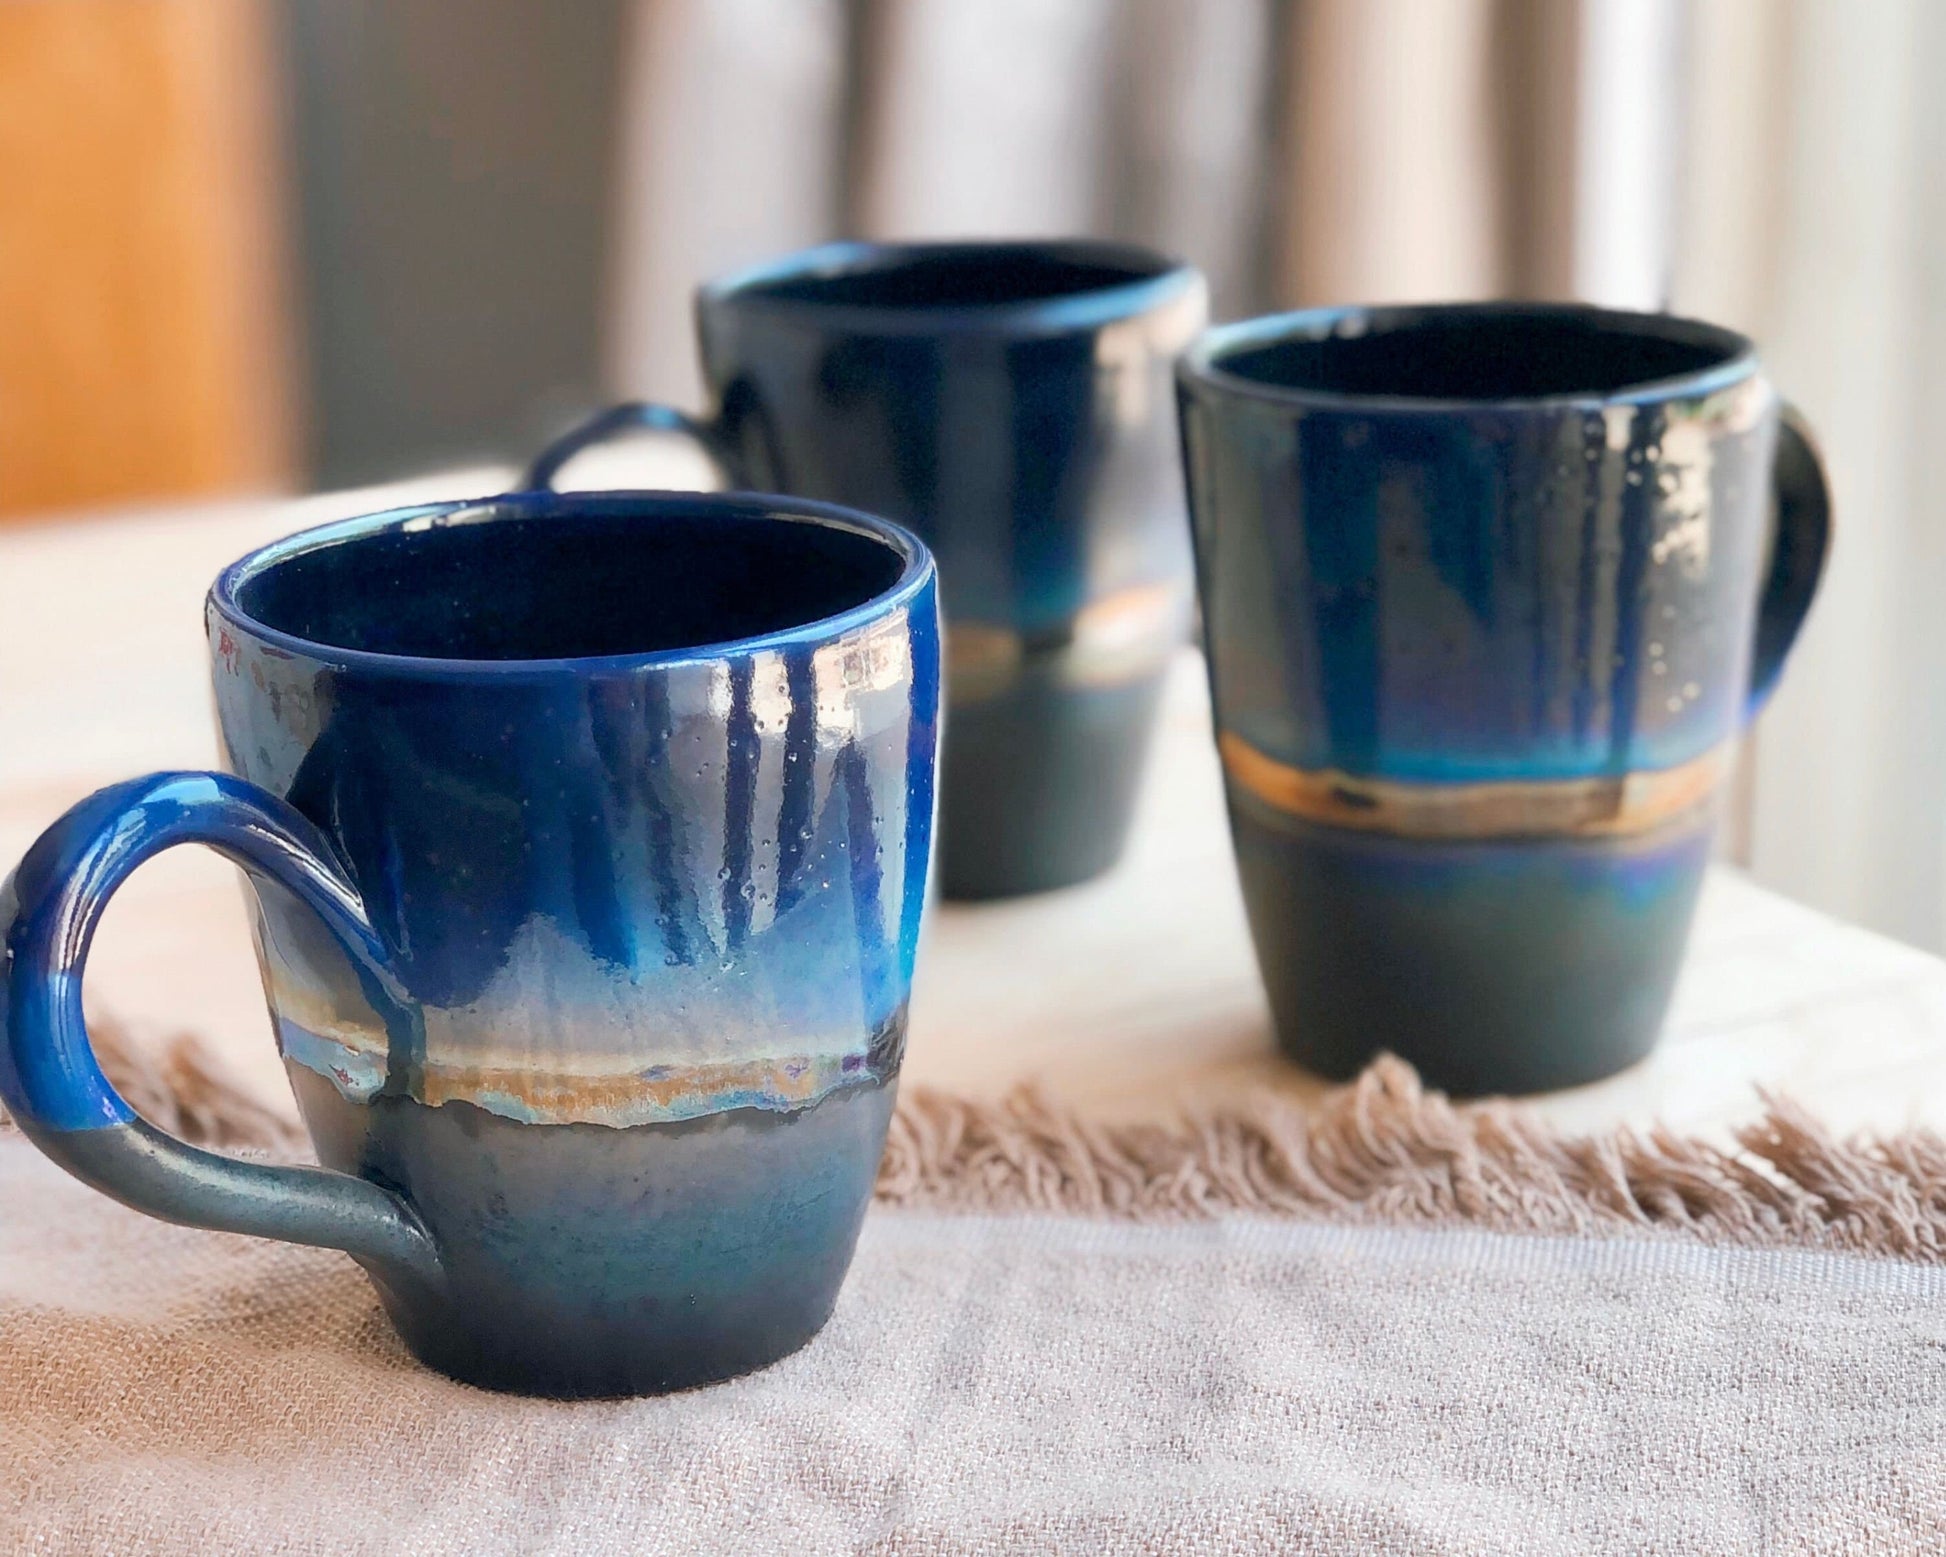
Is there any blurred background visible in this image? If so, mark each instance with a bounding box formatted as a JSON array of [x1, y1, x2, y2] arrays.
[[2, 0, 1940, 955]]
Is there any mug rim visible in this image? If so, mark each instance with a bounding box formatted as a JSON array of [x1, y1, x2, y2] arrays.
[[208, 488, 935, 679], [1178, 301, 1760, 414], [699, 238, 1204, 337]]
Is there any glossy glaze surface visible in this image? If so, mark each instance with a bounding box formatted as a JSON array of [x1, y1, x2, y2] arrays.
[[686, 240, 1206, 896], [1179, 304, 1828, 1094], [212, 494, 937, 1130], [3, 489, 940, 1395]]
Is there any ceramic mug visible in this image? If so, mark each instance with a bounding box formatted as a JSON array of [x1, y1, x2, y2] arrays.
[[1178, 303, 1830, 1095], [530, 239, 1207, 898], [1, 483, 940, 1396]]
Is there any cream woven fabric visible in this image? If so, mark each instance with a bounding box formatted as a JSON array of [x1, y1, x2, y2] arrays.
[[4, 1134, 1944, 1555]]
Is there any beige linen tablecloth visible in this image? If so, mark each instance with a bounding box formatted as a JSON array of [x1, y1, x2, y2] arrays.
[[4, 1132, 1944, 1555]]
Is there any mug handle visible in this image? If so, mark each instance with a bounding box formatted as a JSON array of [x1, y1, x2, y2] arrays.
[[1747, 401, 1832, 716], [1, 772, 444, 1294], [523, 401, 740, 491]]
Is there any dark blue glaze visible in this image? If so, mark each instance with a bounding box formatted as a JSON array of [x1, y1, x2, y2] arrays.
[[1178, 303, 1830, 1094], [3, 489, 940, 1395], [532, 240, 1208, 897]]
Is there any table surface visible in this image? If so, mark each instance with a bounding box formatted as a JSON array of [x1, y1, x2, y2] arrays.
[[7, 466, 1946, 1144]]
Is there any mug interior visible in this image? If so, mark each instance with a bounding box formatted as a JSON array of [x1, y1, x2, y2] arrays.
[[1206, 307, 1749, 402], [227, 496, 913, 662], [720, 241, 1180, 313]]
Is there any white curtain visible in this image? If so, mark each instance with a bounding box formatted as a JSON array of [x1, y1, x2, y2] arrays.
[[603, 0, 1946, 948], [1675, 0, 1946, 950], [605, 0, 850, 411]]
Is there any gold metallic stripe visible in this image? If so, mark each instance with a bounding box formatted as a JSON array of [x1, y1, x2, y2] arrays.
[[414, 1053, 866, 1124], [280, 1018, 881, 1128], [942, 622, 1024, 702], [1218, 731, 1730, 841], [948, 582, 1192, 702]]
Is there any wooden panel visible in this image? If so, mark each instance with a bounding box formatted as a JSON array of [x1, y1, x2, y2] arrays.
[[0, 0, 293, 519]]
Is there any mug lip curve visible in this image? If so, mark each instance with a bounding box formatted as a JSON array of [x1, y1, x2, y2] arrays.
[[699, 237, 1205, 336], [1178, 301, 1761, 414], [207, 488, 936, 679]]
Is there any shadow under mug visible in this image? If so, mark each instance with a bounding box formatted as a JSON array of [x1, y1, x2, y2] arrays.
[[530, 239, 1208, 899], [1, 486, 940, 1397], [1178, 303, 1831, 1096]]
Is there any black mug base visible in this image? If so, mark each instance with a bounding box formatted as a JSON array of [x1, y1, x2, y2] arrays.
[[389, 1281, 835, 1399], [1227, 793, 1715, 1098], [939, 669, 1168, 900], [291, 1068, 895, 1399]]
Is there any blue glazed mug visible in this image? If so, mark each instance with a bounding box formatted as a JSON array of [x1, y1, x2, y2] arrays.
[[1, 484, 940, 1396], [530, 240, 1208, 898], [1178, 303, 1830, 1095]]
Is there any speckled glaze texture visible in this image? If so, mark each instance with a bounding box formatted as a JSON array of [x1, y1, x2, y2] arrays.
[[2, 489, 940, 1396], [1178, 304, 1829, 1095], [533, 241, 1208, 897]]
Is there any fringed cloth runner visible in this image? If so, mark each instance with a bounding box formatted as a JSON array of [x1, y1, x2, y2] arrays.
[[4, 1027, 1944, 1554], [49, 1022, 1946, 1255]]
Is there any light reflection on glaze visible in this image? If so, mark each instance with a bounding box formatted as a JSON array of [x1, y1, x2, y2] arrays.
[[214, 589, 938, 1129], [1182, 365, 1777, 785]]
